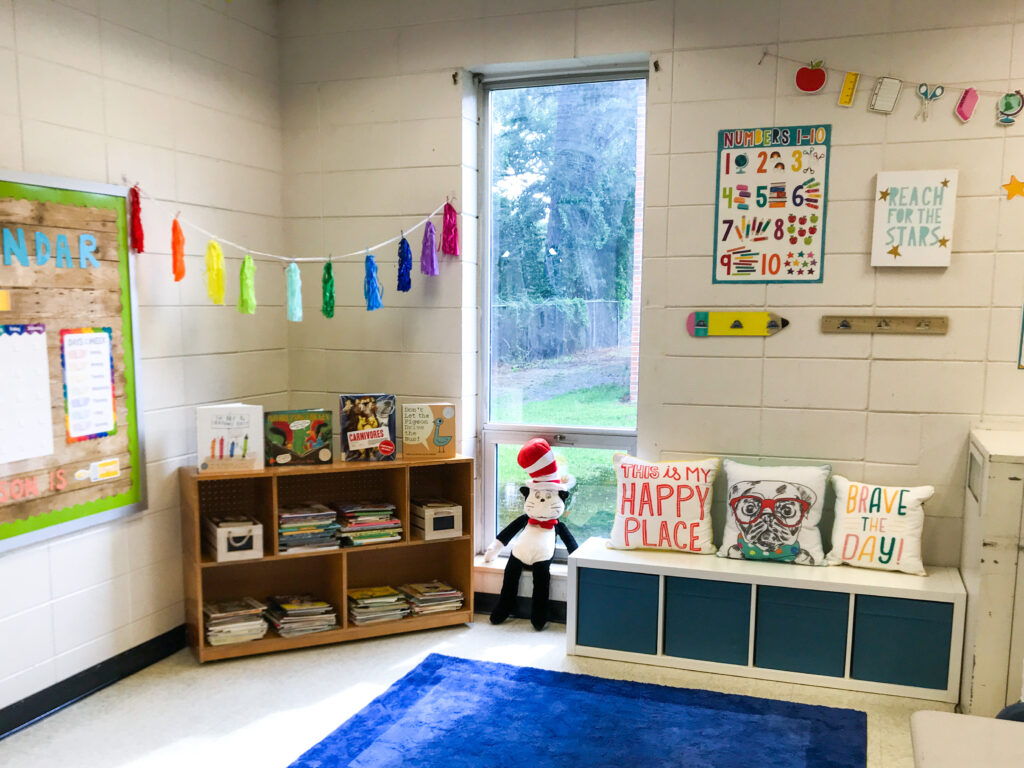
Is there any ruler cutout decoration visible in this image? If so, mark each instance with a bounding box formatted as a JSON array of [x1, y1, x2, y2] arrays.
[[838, 72, 860, 107], [820, 315, 948, 335], [687, 311, 790, 337]]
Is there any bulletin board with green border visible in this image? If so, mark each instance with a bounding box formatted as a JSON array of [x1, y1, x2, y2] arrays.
[[0, 172, 145, 552]]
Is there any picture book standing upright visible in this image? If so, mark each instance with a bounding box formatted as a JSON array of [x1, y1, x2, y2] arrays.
[[340, 394, 396, 461], [196, 404, 264, 473]]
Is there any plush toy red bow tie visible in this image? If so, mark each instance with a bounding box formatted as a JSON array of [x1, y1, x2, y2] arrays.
[[528, 518, 557, 529]]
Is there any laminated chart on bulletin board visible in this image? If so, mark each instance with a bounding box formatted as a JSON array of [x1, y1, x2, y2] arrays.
[[713, 124, 831, 284], [0, 172, 144, 552]]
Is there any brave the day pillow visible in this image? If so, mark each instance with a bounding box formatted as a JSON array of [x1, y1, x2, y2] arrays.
[[718, 459, 830, 565], [827, 476, 932, 576], [608, 455, 719, 554]]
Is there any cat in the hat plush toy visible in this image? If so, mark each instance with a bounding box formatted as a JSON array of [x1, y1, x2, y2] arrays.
[[483, 438, 578, 630]]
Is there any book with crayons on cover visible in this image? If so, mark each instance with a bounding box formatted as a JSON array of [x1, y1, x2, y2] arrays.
[[196, 403, 264, 473]]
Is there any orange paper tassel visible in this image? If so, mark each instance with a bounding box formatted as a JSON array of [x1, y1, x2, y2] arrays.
[[171, 218, 185, 282]]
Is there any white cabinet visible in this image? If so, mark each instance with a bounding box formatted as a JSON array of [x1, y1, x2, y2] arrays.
[[960, 429, 1024, 714]]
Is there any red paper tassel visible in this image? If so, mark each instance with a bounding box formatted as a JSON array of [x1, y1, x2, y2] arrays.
[[128, 185, 144, 253], [441, 201, 459, 257], [171, 218, 185, 282]]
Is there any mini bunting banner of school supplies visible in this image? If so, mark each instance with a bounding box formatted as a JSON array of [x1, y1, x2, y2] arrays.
[[686, 311, 790, 337], [421, 221, 439, 275], [397, 236, 412, 292], [205, 240, 225, 305], [365, 252, 382, 311], [128, 185, 144, 253], [441, 202, 460, 256], [171, 218, 185, 282], [286, 262, 302, 322], [321, 261, 335, 318], [238, 254, 256, 314]]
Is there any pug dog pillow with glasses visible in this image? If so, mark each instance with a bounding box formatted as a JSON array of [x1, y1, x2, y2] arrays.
[[718, 459, 830, 566]]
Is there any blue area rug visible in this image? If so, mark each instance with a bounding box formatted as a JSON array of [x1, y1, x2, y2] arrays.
[[290, 653, 866, 768]]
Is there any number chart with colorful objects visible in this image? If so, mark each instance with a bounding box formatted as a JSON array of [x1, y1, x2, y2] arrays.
[[714, 124, 831, 284]]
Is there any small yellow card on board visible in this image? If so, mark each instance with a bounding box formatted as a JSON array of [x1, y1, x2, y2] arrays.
[[0, 290, 9, 311]]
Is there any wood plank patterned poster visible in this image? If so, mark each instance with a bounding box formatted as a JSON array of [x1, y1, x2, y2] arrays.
[[0, 172, 145, 551]]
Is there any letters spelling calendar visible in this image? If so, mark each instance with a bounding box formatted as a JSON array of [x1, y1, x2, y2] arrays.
[[713, 124, 831, 284]]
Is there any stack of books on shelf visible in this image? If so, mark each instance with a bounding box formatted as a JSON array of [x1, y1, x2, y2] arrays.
[[347, 586, 411, 626], [399, 580, 464, 615], [331, 501, 402, 547], [264, 595, 338, 637], [204, 597, 268, 646], [278, 502, 340, 553]]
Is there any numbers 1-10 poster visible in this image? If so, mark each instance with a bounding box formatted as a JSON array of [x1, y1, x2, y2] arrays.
[[713, 124, 831, 284]]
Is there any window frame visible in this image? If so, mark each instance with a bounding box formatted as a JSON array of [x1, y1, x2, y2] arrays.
[[477, 70, 647, 556]]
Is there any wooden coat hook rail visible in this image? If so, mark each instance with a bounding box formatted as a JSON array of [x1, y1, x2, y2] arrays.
[[821, 315, 948, 335]]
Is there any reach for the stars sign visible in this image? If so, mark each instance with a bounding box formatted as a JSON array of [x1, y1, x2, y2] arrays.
[[713, 124, 830, 284], [871, 170, 957, 268]]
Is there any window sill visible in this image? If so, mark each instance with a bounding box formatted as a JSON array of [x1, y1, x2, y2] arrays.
[[474, 555, 568, 601]]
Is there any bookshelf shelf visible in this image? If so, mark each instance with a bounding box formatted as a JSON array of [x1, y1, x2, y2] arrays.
[[179, 457, 475, 662]]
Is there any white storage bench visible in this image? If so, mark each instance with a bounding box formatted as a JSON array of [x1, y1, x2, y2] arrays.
[[567, 537, 966, 703]]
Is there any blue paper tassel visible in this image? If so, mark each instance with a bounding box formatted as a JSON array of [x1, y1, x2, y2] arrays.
[[364, 252, 382, 311], [286, 262, 303, 322], [397, 237, 412, 292]]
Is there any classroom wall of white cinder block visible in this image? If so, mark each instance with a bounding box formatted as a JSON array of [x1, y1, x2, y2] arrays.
[[3, 0, 1024, 710]]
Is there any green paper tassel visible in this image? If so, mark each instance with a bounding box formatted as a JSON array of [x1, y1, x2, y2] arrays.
[[238, 254, 256, 314], [321, 261, 335, 318]]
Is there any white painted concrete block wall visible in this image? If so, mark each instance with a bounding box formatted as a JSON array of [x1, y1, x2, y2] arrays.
[[6, 0, 1024, 715], [280, 0, 1024, 574], [0, 0, 286, 709], [280, 7, 480, 458]]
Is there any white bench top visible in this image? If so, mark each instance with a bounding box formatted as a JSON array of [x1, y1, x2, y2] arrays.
[[569, 537, 965, 601], [911, 711, 1024, 767]]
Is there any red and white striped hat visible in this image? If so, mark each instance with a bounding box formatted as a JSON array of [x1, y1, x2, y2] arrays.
[[518, 438, 562, 490]]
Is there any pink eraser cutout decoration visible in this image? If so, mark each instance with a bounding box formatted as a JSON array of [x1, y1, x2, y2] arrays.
[[956, 88, 979, 123], [686, 313, 696, 336]]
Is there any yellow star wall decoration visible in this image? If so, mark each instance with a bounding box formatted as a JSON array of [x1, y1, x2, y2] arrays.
[[1003, 175, 1024, 200], [887, 245, 901, 258], [878, 188, 890, 201], [938, 236, 949, 247]]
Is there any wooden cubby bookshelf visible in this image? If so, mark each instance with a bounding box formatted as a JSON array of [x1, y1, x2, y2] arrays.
[[179, 456, 475, 662]]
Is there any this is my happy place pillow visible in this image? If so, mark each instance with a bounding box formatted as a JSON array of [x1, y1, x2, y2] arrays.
[[718, 459, 830, 565], [827, 476, 932, 576], [608, 455, 719, 554]]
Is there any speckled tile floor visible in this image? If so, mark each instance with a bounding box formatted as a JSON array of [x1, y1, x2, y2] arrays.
[[0, 616, 951, 767]]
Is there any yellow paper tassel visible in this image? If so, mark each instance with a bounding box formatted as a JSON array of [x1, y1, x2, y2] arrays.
[[205, 240, 225, 305]]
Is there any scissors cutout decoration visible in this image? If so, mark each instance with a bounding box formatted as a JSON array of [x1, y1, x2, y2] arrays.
[[915, 83, 944, 121]]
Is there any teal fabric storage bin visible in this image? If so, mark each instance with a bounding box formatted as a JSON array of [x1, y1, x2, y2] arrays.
[[755, 586, 848, 677], [576, 567, 659, 654], [664, 577, 750, 664], [851, 595, 953, 689]]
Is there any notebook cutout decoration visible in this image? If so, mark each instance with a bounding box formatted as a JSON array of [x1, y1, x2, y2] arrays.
[[869, 77, 902, 114]]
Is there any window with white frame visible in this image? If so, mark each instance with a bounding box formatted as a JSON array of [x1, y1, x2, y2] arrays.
[[480, 73, 647, 556]]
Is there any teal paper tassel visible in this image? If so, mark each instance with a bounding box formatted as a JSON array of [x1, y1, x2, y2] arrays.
[[321, 261, 335, 318], [286, 262, 302, 322], [364, 252, 382, 311], [238, 254, 256, 314]]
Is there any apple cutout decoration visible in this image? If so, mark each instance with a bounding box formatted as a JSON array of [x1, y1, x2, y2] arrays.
[[796, 61, 827, 93]]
